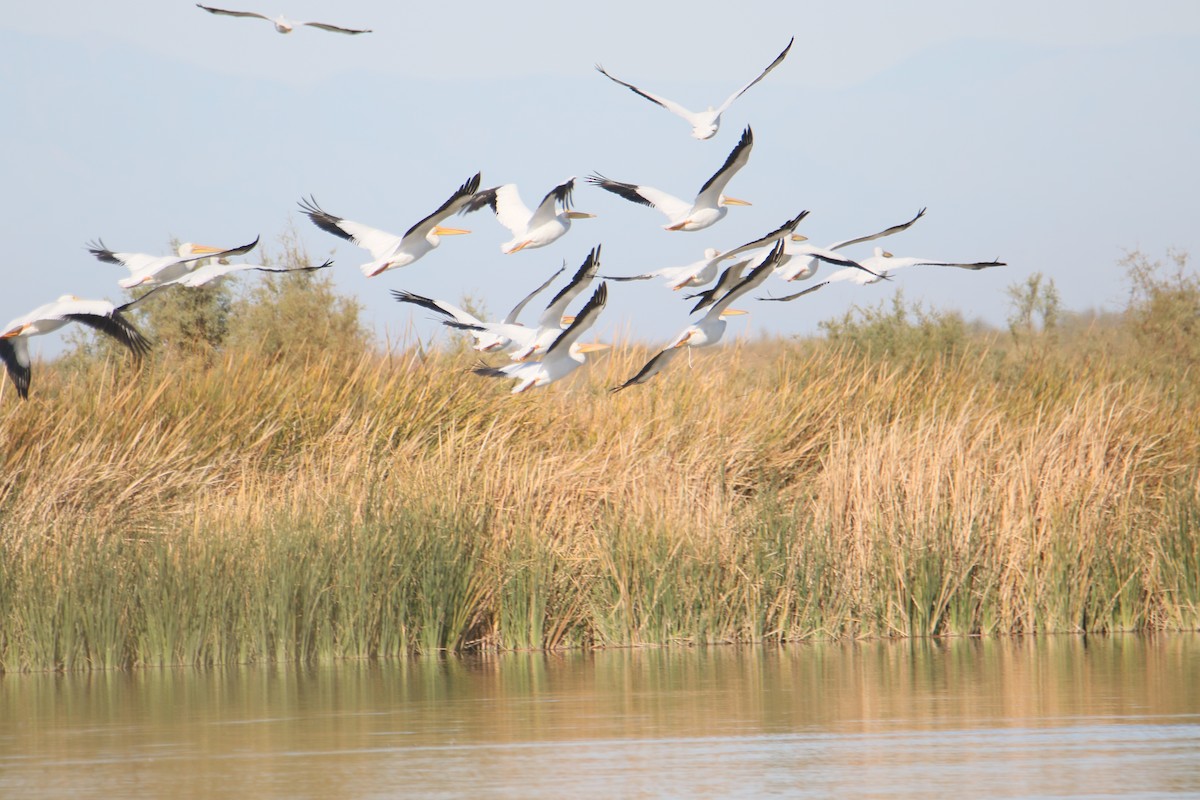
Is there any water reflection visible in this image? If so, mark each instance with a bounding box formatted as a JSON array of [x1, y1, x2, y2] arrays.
[[2, 636, 1198, 798]]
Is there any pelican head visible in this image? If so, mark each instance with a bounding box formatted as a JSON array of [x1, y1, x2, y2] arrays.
[[719, 195, 752, 207], [718, 309, 748, 319], [790, 233, 809, 242]]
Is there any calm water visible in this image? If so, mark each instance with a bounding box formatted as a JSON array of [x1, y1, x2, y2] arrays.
[[2, 635, 1199, 798]]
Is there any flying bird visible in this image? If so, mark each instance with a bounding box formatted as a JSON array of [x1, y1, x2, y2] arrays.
[[587, 126, 753, 232], [506, 246, 602, 361], [596, 37, 793, 140], [88, 238, 260, 289], [775, 208, 928, 282], [1, 295, 151, 400], [462, 178, 595, 254], [195, 4, 372, 34], [473, 283, 610, 394], [390, 265, 565, 354], [761, 247, 1007, 302], [298, 173, 480, 277], [613, 240, 788, 392], [126, 259, 334, 308], [605, 209, 810, 291]]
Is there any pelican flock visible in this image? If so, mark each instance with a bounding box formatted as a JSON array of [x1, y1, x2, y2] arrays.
[[2, 20, 1008, 401]]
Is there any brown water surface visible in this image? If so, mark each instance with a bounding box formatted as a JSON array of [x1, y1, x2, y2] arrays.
[[2, 635, 1198, 797]]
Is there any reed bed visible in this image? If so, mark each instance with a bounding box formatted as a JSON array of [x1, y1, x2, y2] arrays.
[[1, 332, 1198, 671]]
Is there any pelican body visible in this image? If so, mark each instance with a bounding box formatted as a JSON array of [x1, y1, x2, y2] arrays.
[[463, 178, 594, 254]]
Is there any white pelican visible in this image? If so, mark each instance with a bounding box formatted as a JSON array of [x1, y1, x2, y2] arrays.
[[596, 37, 793, 140], [462, 178, 595, 254], [776, 209, 927, 282], [390, 265, 564, 354], [473, 283, 610, 394], [586, 126, 753, 232], [195, 4, 372, 34], [127, 259, 334, 307], [507, 246, 602, 361], [1, 295, 151, 400], [612, 209, 812, 294], [298, 173, 479, 277], [613, 241, 787, 392], [761, 247, 1007, 302], [88, 237, 260, 289]]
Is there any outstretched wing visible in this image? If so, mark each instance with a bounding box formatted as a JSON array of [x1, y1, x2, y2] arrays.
[[402, 172, 482, 240], [830, 208, 927, 251], [611, 345, 683, 393], [594, 65, 703, 127], [302, 21, 372, 35], [196, 4, 271, 22], [714, 37, 794, 114]]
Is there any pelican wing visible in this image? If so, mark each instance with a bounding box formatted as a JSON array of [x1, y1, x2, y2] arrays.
[[504, 266, 565, 324], [538, 246, 600, 329], [586, 174, 692, 222], [545, 282, 608, 358], [696, 126, 753, 205], [722, 209, 809, 264], [706, 240, 787, 319], [0, 337, 31, 399], [195, 4, 271, 22], [829, 208, 927, 251], [611, 345, 683, 393], [301, 21, 372, 35], [758, 281, 831, 303], [66, 310, 152, 360], [465, 185, 532, 236], [402, 172, 482, 240], [173, 259, 333, 288], [527, 178, 577, 230], [594, 65, 703, 126], [299, 196, 402, 259], [713, 37, 794, 114], [391, 290, 483, 327]]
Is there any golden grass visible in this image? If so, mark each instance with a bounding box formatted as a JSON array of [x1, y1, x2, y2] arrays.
[[1, 334, 1197, 670]]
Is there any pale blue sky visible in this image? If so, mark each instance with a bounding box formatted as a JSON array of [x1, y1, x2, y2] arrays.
[[3, 1, 1199, 357]]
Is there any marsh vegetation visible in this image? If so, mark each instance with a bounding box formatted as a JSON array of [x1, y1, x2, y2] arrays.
[[1, 245, 1197, 671]]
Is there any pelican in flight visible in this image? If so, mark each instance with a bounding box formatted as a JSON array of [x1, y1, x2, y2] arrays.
[[462, 178, 595, 254], [473, 283, 610, 394], [88, 237, 260, 289], [775, 209, 928, 282], [390, 265, 564, 354], [613, 240, 787, 392], [298, 173, 479, 277], [505, 246, 602, 361], [127, 259, 334, 309], [1, 295, 151, 400], [761, 247, 1007, 302], [587, 126, 753, 232], [604, 209, 809, 291], [195, 5, 372, 34], [596, 37, 793, 140]]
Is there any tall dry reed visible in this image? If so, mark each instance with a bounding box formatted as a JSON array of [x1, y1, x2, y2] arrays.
[[1, 332, 1197, 671]]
